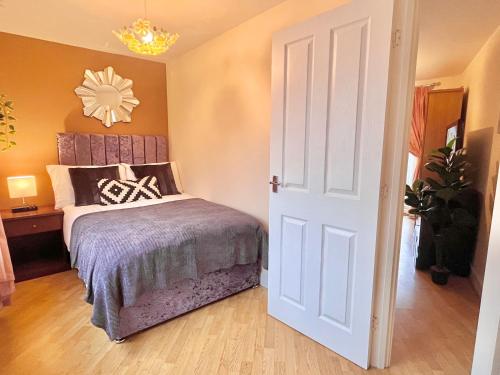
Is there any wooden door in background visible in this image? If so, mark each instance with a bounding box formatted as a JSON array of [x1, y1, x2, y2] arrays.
[[421, 88, 464, 179]]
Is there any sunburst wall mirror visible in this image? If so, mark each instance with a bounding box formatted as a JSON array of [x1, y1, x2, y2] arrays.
[[74, 66, 140, 128]]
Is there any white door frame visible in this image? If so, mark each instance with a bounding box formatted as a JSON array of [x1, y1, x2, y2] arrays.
[[369, 0, 500, 370], [471, 164, 500, 374], [307, 0, 497, 369], [369, 0, 420, 368]]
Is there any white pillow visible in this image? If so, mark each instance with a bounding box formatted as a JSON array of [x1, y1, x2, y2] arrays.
[[46, 164, 127, 209], [121, 161, 183, 193]]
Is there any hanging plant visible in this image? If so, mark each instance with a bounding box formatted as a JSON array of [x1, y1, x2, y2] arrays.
[[0, 94, 16, 151]]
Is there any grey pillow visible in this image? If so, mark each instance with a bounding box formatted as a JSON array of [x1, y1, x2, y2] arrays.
[[68, 166, 120, 206]]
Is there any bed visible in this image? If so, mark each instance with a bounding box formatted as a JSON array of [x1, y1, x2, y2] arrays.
[[54, 132, 267, 341]]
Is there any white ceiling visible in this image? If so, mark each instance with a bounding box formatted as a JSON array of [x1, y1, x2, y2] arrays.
[[417, 0, 500, 80], [0, 0, 286, 62]]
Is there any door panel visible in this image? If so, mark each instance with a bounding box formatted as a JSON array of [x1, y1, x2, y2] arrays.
[[319, 226, 356, 329], [280, 216, 307, 308], [269, 0, 395, 369], [325, 19, 368, 195], [282, 37, 314, 191]]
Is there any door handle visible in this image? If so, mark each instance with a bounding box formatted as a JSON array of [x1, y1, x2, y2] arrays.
[[270, 176, 281, 193]]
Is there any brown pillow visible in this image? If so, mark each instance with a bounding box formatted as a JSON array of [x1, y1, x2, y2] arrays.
[[130, 163, 180, 196], [69, 166, 120, 206]]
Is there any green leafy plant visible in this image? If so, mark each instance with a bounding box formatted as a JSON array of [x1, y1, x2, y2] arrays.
[[405, 179, 434, 217], [0, 94, 17, 151], [405, 139, 477, 272], [425, 140, 472, 201]]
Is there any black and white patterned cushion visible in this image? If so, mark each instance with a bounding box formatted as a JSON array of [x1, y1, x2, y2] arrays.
[[97, 176, 162, 205]]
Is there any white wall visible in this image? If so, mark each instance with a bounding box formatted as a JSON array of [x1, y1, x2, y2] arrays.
[[472, 164, 500, 375], [167, 0, 348, 226], [460, 27, 500, 294]]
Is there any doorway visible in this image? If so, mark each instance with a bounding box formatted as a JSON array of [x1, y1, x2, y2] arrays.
[[391, 0, 500, 373]]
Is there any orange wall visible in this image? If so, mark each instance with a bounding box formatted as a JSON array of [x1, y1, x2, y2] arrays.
[[0, 32, 168, 209]]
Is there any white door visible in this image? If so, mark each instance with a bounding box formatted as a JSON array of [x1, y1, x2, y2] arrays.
[[268, 0, 395, 369]]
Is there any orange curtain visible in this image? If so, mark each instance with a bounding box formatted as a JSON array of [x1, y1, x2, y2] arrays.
[[409, 86, 431, 181], [0, 215, 15, 307]]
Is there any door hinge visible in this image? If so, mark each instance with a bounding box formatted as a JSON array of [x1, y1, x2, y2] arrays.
[[392, 29, 401, 48], [371, 315, 379, 332]]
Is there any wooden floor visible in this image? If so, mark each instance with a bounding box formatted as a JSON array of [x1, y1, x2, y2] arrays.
[[387, 217, 479, 374], [0, 217, 479, 374]]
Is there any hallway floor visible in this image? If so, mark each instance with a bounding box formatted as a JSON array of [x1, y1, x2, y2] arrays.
[[386, 216, 480, 374]]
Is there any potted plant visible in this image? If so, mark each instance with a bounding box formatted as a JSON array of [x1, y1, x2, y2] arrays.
[[405, 140, 477, 285], [0, 94, 16, 151]]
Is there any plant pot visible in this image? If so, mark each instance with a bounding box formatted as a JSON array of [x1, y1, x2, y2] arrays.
[[430, 265, 450, 285], [415, 218, 435, 270]]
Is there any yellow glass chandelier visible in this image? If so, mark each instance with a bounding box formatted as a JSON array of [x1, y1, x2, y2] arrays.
[[113, 2, 179, 56]]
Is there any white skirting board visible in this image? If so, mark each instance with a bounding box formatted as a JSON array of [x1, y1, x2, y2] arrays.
[[260, 268, 268, 288], [470, 265, 483, 296]]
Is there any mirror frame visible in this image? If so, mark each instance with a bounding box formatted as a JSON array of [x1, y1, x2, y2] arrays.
[[74, 66, 140, 128]]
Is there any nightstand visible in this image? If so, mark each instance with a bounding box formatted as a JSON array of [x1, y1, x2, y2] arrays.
[[1, 206, 70, 282]]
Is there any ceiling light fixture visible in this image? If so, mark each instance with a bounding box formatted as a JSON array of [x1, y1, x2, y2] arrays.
[[113, 0, 179, 56]]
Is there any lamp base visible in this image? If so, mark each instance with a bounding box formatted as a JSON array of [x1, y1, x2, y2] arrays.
[[11, 205, 38, 213]]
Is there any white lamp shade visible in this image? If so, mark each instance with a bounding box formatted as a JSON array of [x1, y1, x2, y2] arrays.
[[7, 176, 38, 199]]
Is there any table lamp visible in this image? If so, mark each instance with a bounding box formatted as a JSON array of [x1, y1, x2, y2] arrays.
[[7, 176, 38, 213]]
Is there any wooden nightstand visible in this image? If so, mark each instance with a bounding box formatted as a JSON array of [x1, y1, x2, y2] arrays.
[[1, 206, 70, 282]]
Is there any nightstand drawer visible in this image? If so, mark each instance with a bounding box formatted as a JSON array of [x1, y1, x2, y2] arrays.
[[4, 215, 63, 238]]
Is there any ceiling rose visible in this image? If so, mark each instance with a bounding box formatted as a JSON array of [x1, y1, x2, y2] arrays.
[[113, 1, 179, 56]]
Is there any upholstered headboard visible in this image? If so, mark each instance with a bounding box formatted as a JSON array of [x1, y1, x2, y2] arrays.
[[57, 132, 168, 165]]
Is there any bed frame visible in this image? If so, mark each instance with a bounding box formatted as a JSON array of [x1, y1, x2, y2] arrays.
[[57, 132, 260, 340]]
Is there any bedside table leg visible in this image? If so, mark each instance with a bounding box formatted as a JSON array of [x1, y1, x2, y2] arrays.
[[60, 232, 70, 268]]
